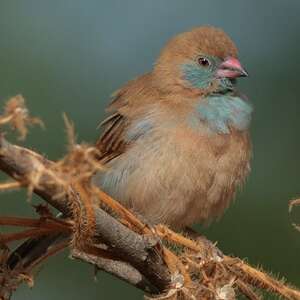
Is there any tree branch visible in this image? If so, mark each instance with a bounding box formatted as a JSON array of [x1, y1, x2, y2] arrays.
[[0, 136, 72, 216], [0, 135, 171, 296], [0, 96, 299, 300]]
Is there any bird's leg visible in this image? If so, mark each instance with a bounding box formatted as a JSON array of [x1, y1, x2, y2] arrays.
[[183, 227, 224, 260]]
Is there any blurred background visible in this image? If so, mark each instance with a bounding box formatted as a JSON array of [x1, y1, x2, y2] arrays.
[[0, 1, 300, 299]]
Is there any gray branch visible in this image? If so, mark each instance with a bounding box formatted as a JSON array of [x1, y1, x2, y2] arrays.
[[0, 135, 171, 295]]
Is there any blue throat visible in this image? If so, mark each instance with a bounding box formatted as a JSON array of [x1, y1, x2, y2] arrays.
[[190, 94, 253, 134], [181, 61, 252, 134]]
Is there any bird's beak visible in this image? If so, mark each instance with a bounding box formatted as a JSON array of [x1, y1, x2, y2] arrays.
[[216, 57, 248, 79]]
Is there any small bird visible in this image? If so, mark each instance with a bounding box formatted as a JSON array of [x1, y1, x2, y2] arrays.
[[94, 26, 253, 229]]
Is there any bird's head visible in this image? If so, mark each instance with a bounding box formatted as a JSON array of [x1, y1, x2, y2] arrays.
[[153, 26, 247, 95]]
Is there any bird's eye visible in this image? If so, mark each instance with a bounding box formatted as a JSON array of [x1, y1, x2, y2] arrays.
[[198, 57, 210, 67]]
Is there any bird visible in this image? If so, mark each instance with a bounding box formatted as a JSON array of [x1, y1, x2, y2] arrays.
[[94, 26, 253, 230]]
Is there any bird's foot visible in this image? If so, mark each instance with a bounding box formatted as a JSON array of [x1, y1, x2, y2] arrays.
[[183, 227, 224, 261]]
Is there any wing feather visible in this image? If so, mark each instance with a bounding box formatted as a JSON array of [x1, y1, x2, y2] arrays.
[[96, 112, 128, 162], [96, 72, 156, 162]]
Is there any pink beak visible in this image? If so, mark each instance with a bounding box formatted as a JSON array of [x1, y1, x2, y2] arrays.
[[217, 57, 248, 79]]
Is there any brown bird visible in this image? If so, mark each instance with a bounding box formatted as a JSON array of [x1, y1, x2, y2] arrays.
[[94, 26, 252, 229]]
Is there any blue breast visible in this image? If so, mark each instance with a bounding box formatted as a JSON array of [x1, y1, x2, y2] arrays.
[[189, 94, 253, 134]]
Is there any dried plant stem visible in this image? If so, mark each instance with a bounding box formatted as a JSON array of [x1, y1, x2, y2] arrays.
[[155, 225, 204, 252], [94, 187, 147, 233], [289, 198, 300, 211], [28, 240, 70, 271], [0, 228, 65, 244], [235, 279, 261, 300], [0, 115, 13, 125], [225, 257, 300, 300], [0, 181, 22, 191], [0, 216, 71, 231], [155, 226, 300, 300]]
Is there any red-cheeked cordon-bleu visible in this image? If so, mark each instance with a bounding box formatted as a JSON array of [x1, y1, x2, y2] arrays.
[[94, 26, 253, 229]]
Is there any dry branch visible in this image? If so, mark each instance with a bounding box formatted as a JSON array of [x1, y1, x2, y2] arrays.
[[0, 136, 172, 297], [0, 96, 299, 300]]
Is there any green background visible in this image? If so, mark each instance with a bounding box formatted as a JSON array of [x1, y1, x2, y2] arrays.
[[0, 1, 300, 299]]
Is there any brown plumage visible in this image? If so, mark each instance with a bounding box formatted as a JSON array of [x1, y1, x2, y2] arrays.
[[94, 26, 252, 229]]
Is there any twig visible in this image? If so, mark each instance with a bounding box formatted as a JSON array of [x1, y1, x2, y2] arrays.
[[0, 228, 66, 244], [71, 249, 158, 294], [225, 257, 300, 300], [0, 181, 23, 191], [0, 216, 71, 231]]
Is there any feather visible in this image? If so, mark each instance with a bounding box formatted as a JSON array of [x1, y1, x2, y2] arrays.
[[93, 26, 252, 229]]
